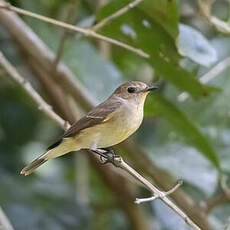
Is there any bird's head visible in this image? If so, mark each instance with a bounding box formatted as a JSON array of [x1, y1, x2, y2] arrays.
[[113, 81, 158, 102]]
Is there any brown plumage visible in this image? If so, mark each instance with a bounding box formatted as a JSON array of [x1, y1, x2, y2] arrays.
[[21, 81, 157, 176]]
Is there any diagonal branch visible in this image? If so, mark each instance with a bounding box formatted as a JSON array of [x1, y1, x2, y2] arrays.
[[198, 0, 230, 34], [0, 50, 70, 130], [199, 192, 230, 214], [0, 1, 149, 58], [92, 0, 143, 31], [94, 154, 200, 230], [115, 159, 200, 230], [53, 0, 80, 69]]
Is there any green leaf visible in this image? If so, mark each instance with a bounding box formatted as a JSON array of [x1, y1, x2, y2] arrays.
[[145, 94, 220, 169], [97, 0, 218, 98], [138, 0, 179, 39]]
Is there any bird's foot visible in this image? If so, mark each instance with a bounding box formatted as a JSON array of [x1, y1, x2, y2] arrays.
[[90, 148, 120, 167], [90, 149, 108, 160], [101, 147, 116, 157], [101, 151, 120, 167]]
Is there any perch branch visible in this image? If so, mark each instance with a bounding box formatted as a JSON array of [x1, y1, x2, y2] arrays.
[[0, 1, 149, 58], [92, 0, 143, 31], [111, 157, 200, 230], [0, 51, 70, 130]]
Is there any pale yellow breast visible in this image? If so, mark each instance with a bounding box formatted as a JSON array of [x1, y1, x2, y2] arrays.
[[75, 101, 144, 149]]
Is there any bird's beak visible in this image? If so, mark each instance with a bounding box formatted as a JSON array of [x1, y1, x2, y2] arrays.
[[142, 85, 158, 92]]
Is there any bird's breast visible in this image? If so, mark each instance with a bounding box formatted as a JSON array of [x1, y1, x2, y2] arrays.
[[96, 102, 144, 147], [75, 101, 144, 149]]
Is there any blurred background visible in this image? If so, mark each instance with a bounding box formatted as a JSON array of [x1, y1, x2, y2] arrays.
[[0, 0, 230, 229]]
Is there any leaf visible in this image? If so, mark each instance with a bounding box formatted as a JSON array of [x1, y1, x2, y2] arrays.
[[152, 143, 218, 194], [177, 24, 217, 67], [145, 94, 220, 169], [138, 0, 179, 39], [97, 0, 218, 98]]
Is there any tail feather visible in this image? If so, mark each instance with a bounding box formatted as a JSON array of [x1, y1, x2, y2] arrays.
[[21, 137, 78, 176], [20, 158, 47, 176]]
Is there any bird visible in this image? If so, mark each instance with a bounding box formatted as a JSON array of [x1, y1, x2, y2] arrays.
[[21, 81, 157, 175]]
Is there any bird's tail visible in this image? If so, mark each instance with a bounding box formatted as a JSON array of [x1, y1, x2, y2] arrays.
[[20, 156, 48, 176], [21, 138, 77, 176]]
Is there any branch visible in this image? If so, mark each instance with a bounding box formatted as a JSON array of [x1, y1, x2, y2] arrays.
[[198, 0, 230, 34], [0, 206, 14, 230], [0, 1, 148, 58], [92, 0, 143, 31], [53, 1, 79, 69], [135, 180, 183, 204], [199, 192, 230, 214], [0, 51, 70, 130], [199, 173, 230, 213], [178, 56, 230, 102], [93, 0, 111, 59], [111, 156, 200, 230]]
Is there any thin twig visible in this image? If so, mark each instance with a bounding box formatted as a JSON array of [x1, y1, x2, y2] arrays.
[[135, 180, 183, 204], [53, 0, 80, 69], [198, 0, 230, 34], [112, 157, 201, 230], [92, 0, 143, 31], [0, 51, 70, 130], [178, 56, 230, 102], [0, 206, 14, 230], [93, 0, 111, 59], [199, 192, 230, 214], [0, 1, 149, 58]]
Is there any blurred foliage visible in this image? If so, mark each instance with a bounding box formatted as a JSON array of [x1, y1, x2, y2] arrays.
[[97, 0, 218, 98], [145, 94, 219, 168], [177, 24, 217, 67], [1, 0, 230, 229]]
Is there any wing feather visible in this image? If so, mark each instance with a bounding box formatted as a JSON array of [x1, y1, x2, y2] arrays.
[[63, 99, 122, 138]]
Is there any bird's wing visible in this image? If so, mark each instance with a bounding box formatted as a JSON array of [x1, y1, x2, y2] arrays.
[[63, 99, 122, 138], [47, 99, 122, 150]]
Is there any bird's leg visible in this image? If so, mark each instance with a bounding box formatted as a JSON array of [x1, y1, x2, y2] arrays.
[[88, 148, 120, 167], [89, 148, 108, 161], [98, 147, 120, 166], [101, 147, 116, 157]]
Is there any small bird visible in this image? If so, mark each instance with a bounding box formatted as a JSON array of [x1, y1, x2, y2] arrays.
[[21, 81, 157, 175]]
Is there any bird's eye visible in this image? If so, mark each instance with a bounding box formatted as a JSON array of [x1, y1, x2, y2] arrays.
[[127, 87, 136, 93]]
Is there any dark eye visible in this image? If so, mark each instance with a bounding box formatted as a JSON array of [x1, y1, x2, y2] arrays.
[[127, 87, 136, 93]]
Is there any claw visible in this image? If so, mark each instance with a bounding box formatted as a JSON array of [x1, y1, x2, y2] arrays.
[[101, 153, 120, 167], [89, 148, 120, 167], [101, 147, 116, 157], [99, 154, 107, 163]]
